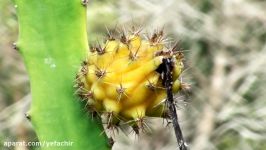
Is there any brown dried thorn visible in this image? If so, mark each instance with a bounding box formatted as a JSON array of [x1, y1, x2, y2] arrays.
[[150, 29, 164, 43], [106, 29, 116, 41], [96, 46, 105, 55], [89, 45, 97, 53], [95, 68, 106, 78], [81, 65, 88, 75], [120, 32, 128, 44]]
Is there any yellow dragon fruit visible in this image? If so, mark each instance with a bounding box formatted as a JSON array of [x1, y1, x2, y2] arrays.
[[75, 28, 185, 133]]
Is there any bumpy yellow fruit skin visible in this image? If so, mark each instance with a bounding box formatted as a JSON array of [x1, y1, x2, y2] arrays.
[[76, 30, 184, 132]]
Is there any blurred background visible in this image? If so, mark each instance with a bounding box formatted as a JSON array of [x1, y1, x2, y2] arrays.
[[1, 0, 266, 149]]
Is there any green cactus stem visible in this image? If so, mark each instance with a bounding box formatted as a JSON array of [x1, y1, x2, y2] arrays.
[[15, 0, 109, 149]]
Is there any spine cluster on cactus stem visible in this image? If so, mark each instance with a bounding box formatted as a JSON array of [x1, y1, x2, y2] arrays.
[[75, 27, 187, 135]]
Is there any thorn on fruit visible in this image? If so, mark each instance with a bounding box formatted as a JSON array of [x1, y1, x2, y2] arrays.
[[130, 26, 142, 36], [149, 29, 164, 44], [95, 45, 105, 55], [171, 41, 181, 52], [129, 51, 138, 61], [80, 65, 88, 76], [95, 68, 107, 79], [181, 82, 191, 92], [155, 50, 173, 57], [81, 91, 94, 100], [131, 124, 139, 135], [105, 27, 116, 41], [89, 45, 96, 53], [120, 32, 128, 44], [134, 117, 150, 133], [82, 60, 88, 66], [116, 84, 126, 101], [106, 112, 115, 129]]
